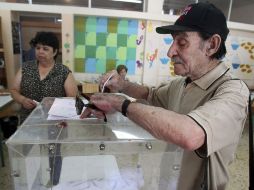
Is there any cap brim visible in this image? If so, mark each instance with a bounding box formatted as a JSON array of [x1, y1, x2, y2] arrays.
[[156, 25, 197, 34]]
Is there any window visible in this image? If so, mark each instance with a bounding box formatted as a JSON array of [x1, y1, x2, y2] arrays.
[[2, 0, 144, 11], [163, 0, 196, 15], [199, 0, 230, 20], [1, 0, 28, 3], [92, 0, 144, 12], [32, 0, 88, 7], [231, 0, 254, 25]]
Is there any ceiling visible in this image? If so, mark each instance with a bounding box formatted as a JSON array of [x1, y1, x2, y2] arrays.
[[3, 0, 254, 24]]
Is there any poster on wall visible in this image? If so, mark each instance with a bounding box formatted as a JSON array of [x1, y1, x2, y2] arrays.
[[225, 35, 254, 86], [74, 16, 145, 76], [143, 20, 175, 86], [12, 22, 21, 54], [144, 24, 254, 86], [73, 16, 254, 87]]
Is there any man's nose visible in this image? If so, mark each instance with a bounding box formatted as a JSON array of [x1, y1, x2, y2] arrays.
[[167, 42, 177, 58]]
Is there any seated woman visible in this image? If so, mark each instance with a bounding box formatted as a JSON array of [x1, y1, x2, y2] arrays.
[[10, 31, 78, 123]]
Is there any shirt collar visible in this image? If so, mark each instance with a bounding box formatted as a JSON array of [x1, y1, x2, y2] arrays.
[[193, 62, 230, 90]]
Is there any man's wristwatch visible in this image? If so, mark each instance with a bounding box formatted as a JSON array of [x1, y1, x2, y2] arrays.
[[121, 99, 132, 117], [121, 98, 148, 117]]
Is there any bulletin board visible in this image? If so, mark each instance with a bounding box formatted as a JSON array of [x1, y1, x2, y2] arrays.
[[74, 16, 145, 75]]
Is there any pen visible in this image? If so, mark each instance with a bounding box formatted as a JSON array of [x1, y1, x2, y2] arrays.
[[75, 95, 107, 122], [101, 73, 115, 93]]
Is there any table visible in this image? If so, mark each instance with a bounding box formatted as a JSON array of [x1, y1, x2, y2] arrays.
[[0, 91, 14, 118], [0, 91, 14, 166]]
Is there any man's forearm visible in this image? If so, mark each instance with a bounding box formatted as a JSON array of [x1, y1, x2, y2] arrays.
[[125, 102, 205, 150], [121, 81, 149, 100]]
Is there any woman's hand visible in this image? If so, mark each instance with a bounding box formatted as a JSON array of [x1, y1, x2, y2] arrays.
[[21, 97, 37, 109]]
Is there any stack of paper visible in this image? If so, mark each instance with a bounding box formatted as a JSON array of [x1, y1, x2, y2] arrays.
[[47, 98, 88, 120]]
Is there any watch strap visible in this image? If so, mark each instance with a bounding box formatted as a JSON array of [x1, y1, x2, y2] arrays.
[[121, 99, 131, 117]]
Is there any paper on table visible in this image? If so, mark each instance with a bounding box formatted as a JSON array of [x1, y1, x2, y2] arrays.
[[47, 98, 89, 120], [47, 114, 82, 120]]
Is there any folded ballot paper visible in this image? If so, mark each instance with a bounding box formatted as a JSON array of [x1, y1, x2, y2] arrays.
[[47, 98, 89, 120]]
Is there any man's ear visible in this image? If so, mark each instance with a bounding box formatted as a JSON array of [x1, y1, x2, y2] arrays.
[[206, 34, 221, 57]]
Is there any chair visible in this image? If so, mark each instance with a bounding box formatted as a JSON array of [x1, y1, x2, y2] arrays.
[[0, 132, 5, 166], [0, 115, 19, 167]]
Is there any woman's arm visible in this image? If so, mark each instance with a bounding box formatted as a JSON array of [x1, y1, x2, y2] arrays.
[[10, 69, 36, 109], [64, 73, 78, 97]]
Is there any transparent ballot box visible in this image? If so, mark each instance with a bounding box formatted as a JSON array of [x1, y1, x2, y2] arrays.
[[6, 97, 183, 190]]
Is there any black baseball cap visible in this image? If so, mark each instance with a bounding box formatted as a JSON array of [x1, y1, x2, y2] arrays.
[[156, 2, 229, 41]]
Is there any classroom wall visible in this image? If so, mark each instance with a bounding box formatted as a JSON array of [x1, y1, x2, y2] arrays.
[[70, 16, 254, 88], [62, 13, 74, 71], [1, 2, 254, 89]]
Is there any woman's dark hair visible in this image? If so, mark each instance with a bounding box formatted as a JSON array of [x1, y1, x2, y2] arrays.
[[198, 31, 227, 60], [116, 64, 128, 74], [31, 31, 59, 59]]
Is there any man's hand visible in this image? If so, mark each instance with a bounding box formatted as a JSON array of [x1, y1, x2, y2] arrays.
[[80, 93, 126, 119], [99, 70, 125, 93]]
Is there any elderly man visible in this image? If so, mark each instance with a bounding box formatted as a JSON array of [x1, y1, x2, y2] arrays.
[[81, 2, 249, 190]]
